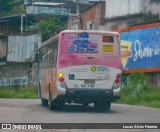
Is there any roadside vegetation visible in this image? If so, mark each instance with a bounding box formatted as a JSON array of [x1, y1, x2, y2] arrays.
[[37, 16, 68, 41], [115, 73, 160, 109], [0, 0, 68, 42], [0, 0, 25, 17], [0, 85, 38, 99], [0, 73, 160, 109]]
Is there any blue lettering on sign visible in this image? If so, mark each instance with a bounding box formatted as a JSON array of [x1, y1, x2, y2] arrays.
[[69, 74, 75, 80], [121, 27, 160, 69]]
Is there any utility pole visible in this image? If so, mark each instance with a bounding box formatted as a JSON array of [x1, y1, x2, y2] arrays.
[[76, 4, 79, 15], [21, 15, 25, 33]]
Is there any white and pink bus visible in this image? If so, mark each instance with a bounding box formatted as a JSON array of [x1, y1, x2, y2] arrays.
[[38, 30, 122, 111]]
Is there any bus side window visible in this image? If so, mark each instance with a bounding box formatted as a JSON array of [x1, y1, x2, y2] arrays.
[[46, 46, 50, 68], [53, 49, 57, 66], [41, 47, 45, 68], [39, 50, 42, 68], [51, 39, 58, 67], [49, 50, 53, 68], [44, 46, 47, 68]]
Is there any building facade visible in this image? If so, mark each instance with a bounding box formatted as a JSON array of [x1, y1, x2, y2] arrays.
[[0, 14, 41, 86], [26, 2, 70, 15], [99, 0, 160, 31], [68, 1, 105, 30]]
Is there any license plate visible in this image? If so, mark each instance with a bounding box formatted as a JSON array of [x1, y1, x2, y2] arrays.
[[84, 79, 95, 84], [73, 84, 94, 88]]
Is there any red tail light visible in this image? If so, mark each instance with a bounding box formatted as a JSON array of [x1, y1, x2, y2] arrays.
[[59, 77, 64, 82], [115, 79, 120, 84]]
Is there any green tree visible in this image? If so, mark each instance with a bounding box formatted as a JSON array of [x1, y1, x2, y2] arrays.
[[9, 5, 25, 15], [0, 0, 24, 17], [37, 16, 68, 41]]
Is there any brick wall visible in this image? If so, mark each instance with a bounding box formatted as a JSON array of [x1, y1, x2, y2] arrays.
[[68, 15, 81, 30], [81, 1, 105, 30], [68, 1, 105, 30]]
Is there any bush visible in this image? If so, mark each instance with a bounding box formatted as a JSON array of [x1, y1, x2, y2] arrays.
[[37, 16, 68, 41], [125, 73, 149, 100], [116, 73, 160, 108], [0, 85, 39, 99]]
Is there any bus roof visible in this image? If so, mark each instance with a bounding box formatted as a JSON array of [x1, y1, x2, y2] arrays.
[[40, 32, 59, 48], [60, 30, 119, 36]]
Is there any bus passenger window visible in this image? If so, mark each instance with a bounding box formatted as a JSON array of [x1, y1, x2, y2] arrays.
[[53, 49, 57, 66]]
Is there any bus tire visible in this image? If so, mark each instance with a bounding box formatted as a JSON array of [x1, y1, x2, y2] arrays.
[[41, 98, 48, 106], [38, 83, 41, 98], [39, 83, 48, 106], [105, 102, 111, 111], [53, 99, 65, 111], [48, 86, 54, 110]]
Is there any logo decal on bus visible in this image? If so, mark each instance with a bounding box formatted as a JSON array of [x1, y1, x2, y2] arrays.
[[91, 66, 97, 72], [69, 74, 75, 80], [97, 66, 109, 72], [67, 32, 98, 53], [67, 36, 73, 39]]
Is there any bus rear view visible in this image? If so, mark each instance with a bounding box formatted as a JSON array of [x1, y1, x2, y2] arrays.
[[57, 30, 121, 111]]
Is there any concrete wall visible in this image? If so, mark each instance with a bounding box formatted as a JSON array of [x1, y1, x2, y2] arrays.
[[7, 33, 41, 62], [105, 0, 144, 18], [0, 63, 30, 86], [0, 37, 7, 60], [0, 62, 39, 86], [99, 0, 160, 31], [148, 1, 160, 17], [99, 17, 143, 31]]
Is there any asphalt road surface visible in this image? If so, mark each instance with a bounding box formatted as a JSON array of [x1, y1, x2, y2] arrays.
[[0, 99, 160, 132]]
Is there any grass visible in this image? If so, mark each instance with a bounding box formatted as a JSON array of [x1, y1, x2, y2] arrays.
[[116, 86, 160, 108], [0, 73, 160, 110], [115, 73, 160, 109], [139, 86, 160, 108], [0, 85, 39, 99]]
